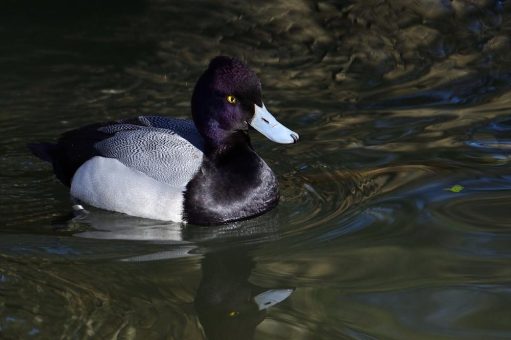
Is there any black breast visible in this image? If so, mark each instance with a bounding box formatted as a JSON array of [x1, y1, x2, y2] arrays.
[[183, 145, 279, 225]]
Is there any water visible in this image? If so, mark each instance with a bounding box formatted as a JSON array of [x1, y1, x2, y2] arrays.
[[1, 0, 511, 338]]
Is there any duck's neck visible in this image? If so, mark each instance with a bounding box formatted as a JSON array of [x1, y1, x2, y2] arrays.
[[204, 130, 253, 159]]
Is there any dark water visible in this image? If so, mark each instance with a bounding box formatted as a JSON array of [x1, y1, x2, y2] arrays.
[[1, 0, 511, 339]]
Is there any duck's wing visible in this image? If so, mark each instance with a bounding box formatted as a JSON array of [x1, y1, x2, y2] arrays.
[[96, 116, 204, 187], [31, 116, 204, 188]]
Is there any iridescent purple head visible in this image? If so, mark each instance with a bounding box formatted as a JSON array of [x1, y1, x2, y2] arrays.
[[191, 56, 298, 148]]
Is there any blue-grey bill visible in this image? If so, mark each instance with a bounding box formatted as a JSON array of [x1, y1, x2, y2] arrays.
[[250, 104, 299, 144], [253, 288, 295, 310]]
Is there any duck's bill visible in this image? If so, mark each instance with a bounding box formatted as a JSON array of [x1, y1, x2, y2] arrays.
[[253, 288, 295, 311], [250, 104, 299, 144]]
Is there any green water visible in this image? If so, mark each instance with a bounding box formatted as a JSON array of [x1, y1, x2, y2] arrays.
[[1, 1, 511, 339]]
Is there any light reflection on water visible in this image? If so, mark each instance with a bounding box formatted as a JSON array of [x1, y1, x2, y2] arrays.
[[1, 0, 511, 339]]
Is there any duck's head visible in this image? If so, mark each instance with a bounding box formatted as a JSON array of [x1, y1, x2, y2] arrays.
[[191, 56, 299, 149]]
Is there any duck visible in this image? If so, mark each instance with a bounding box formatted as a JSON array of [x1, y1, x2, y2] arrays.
[[29, 56, 299, 225]]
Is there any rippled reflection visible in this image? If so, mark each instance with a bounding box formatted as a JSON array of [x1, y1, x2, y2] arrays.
[[0, 238, 295, 338], [195, 248, 293, 340]]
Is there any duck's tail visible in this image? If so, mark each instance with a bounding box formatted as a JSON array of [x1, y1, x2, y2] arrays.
[[28, 142, 73, 186], [28, 142, 58, 162]]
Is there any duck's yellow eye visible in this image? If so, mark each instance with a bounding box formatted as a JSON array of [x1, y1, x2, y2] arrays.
[[226, 95, 237, 104], [228, 311, 239, 317]]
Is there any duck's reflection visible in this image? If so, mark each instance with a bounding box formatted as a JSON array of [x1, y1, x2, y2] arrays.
[[195, 248, 293, 340], [67, 209, 293, 339], [120, 245, 293, 339]]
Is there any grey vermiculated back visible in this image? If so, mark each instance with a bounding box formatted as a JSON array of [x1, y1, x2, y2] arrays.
[[95, 116, 204, 188]]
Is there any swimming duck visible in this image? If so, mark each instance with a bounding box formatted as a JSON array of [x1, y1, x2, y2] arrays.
[[29, 56, 299, 225]]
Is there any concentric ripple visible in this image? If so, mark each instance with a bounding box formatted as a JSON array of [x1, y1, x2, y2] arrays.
[[278, 164, 436, 237]]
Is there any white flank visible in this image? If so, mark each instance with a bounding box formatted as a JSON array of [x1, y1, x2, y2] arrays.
[[70, 156, 184, 222]]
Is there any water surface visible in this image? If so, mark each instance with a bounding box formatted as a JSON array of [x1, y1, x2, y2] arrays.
[[1, 1, 511, 339]]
